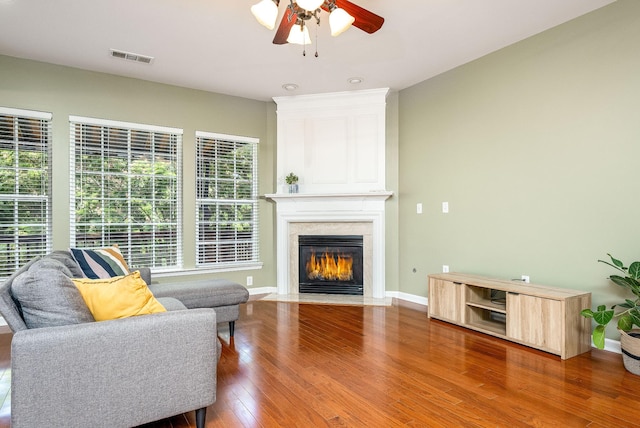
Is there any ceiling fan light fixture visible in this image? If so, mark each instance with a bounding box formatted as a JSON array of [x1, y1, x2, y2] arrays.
[[251, 0, 279, 30], [296, 0, 324, 12], [287, 23, 311, 45], [329, 7, 355, 36]]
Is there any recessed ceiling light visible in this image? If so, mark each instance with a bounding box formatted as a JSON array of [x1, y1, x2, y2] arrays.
[[282, 83, 299, 91], [347, 77, 364, 84]]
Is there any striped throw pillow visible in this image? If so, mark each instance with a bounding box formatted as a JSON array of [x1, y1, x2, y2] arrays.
[[69, 245, 131, 279]]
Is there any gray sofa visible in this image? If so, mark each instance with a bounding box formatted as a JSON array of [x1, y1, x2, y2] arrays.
[[0, 251, 218, 428]]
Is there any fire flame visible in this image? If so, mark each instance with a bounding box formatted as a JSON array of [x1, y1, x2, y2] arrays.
[[306, 250, 353, 281]]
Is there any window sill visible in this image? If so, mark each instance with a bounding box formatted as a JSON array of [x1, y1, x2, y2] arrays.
[[152, 262, 263, 279]]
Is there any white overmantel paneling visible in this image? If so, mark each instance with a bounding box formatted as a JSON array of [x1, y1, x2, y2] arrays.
[[273, 88, 389, 194]]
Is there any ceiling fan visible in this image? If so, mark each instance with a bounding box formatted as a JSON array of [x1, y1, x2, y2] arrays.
[[251, 0, 384, 46]]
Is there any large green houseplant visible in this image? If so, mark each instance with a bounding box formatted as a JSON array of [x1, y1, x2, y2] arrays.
[[581, 254, 640, 349]]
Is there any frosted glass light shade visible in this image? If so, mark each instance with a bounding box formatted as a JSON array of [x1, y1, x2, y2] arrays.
[[251, 0, 279, 30], [296, 0, 324, 12], [287, 24, 311, 45], [329, 8, 355, 36]]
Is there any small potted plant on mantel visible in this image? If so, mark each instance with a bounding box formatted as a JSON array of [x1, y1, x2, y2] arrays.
[[285, 172, 299, 193], [581, 254, 640, 375]]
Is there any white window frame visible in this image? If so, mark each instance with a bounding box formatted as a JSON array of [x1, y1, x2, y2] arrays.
[[0, 107, 52, 278], [195, 131, 260, 269], [69, 116, 183, 271]]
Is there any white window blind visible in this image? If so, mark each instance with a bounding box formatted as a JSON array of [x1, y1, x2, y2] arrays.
[[0, 107, 52, 278], [69, 116, 183, 271], [196, 131, 259, 267]]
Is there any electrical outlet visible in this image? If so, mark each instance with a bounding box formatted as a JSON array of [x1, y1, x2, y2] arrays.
[[246, 276, 253, 286], [442, 265, 449, 273], [521, 275, 530, 283]]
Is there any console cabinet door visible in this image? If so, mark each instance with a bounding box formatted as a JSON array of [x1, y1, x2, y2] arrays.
[[428, 279, 463, 324], [506, 293, 562, 354]]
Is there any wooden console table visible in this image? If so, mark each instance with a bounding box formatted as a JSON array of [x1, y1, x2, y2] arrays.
[[428, 273, 592, 359]]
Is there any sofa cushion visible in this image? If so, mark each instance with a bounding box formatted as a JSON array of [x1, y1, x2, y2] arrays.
[[0, 257, 41, 332], [148, 279, 249, 309], [10, 268, 95, 329], [45, 249, 86, 278], [29, 257, 73, 277], [70, 245, 131, 279], [72, 271, 166, 321]]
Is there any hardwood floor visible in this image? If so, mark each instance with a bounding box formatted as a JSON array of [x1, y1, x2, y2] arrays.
[[1, 298, 639, 427]]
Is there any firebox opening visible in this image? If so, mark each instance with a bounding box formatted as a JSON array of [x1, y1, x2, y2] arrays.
[[298, 235, 364, 295]]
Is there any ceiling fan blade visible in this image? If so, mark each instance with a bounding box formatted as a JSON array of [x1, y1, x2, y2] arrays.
[[273, 5, 298, 44], [325, 0, 385, 34]]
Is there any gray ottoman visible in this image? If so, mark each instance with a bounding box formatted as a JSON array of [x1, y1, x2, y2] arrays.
[[149, 279, 249, 336]]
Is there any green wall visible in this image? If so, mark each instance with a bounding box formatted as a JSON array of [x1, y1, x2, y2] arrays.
[[0, 55, 276, 288], [398, 0, 640, 330], [385, 92, 400, 292]]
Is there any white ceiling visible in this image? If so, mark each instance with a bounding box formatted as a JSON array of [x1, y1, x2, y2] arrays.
[[0, 0, 616, 102]]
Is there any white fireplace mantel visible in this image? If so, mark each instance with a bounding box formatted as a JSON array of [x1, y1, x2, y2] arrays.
[[265, 191, 393, 204], [266, 191, 392, 298]]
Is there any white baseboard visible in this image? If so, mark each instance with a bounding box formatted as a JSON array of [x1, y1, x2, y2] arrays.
[[602, 338, 621, 354], [249, 286, 277, 296], [385, 290, 428, 306]]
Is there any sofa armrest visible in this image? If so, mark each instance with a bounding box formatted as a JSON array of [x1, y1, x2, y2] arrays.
[[11, 309, 218, 428]]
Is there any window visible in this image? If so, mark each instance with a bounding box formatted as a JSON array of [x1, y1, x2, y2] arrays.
[[196, 131, 259, 267], [70, 116, 182, 271], [0, 107, 52, 278]]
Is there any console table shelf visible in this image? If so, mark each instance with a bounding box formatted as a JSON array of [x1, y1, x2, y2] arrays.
[[428, 273, 592, 359]]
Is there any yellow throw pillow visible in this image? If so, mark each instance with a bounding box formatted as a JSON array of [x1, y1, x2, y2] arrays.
[[73, 271, 166, 321]]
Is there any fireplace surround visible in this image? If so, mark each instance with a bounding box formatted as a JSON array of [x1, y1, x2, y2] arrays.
[[266, 192, 392, 299]]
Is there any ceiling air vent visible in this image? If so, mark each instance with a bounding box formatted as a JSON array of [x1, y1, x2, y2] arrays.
[[110, 49, 154, 64]]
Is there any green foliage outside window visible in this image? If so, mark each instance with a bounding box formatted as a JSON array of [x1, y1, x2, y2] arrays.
[[72, 122, 180, 269], [0, 114, 51, 277], [196, 136, 258, 265]]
